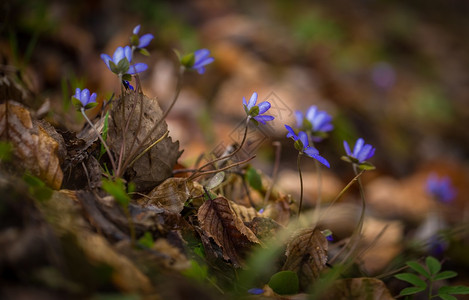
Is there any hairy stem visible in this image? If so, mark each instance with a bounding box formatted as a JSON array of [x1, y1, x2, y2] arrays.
[[81, 108, 116, 173]]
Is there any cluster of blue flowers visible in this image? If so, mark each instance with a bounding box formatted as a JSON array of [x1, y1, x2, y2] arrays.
[[73, 24, 214, 110]]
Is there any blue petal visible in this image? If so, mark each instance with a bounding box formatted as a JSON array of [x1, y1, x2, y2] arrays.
[[285, 125, 297, 139], [257, 101, 271, 114], [81, 89, 90, 105], [138, 33, 154, 48], [89, 92, 97, 105], [306, 105, 318, 122], [367, 146, 376, 160], [75, 88, 81, 100], [309, 153, 330, 168], [248, 288, 264, 295], [319, 123, 334, 132], [194, 49, 210, 61], [304, 146, 319, 156], [254, 115, 274, 124], [113, 47, 125, 64], [247, 92, 257, 109], [357, 144, 372, 162], [343, 140, 352, 156], [298, 131, 309, 148], [353, 138, 364, 158], [242, 97, 247, 107], [100, 54, 112, 70], [124, 46, 132, 62], [196, 66, 206, 74], [128, 63, 148, 75], [295, 111, 303, 128], [133, 25, 141, 35]]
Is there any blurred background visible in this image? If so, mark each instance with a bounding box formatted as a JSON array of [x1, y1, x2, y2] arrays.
[[1, 0, 469, 283]]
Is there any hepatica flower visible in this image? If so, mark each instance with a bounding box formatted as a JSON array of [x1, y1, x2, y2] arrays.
[[342, 138, 376, 170], [101, 46, 148, 80], [426, 173, 456, 203], [285, 125, 330, 167], [295, 105, 333, 141], [181, 49, 214, 74], [243, 92, 274, 125], [130, 24, 154, 55], [72, 87, 97, 110]]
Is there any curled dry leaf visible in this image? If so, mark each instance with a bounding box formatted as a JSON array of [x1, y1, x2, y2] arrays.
[[321, 278, 394, 300], [230, 201, 259, 222], [138, 178, 204, 214], [0, 101, 63, 189], [197, 196, 260, 267], [283, 228, 328, 290], [108, 92, 181, 191]]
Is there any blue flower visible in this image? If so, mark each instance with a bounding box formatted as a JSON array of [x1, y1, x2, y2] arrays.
[[192, 49, 214, 74], [72, 87, 97, 110], [131, 24, 154, 49], [101, 46, 148, 77], [247, 288, 264, 295], [285, 125, 330, 167], [426, 173, 456, 203], [295, 105, 333, 141], [243, 92, 274, 125], [343, 138, 375, 164]]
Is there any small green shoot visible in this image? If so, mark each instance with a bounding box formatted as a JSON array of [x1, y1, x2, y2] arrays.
[[395, 256, 469, 299]]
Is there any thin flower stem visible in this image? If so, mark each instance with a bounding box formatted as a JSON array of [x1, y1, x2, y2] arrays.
[[187, 117, 250, 181], [81, 107, 116, 173], [297, 152, 304, 217], [313, 159, 322, 226]]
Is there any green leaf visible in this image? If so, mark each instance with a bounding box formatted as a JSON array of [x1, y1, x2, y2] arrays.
[[426, 256, 441, 275], [181, 53, 195, 68], [138, 48, 150, 56], [84, 102, 98, 110], [398, 286, 426, 296], [434, 271, 458, 281], [121, 74, 132, 82], [0, 141, 13, 161], [357, 161, 376, 171], [138, 232, 154, 248], [268, 271, 299, 295], [182, 259, 208, 282], [23, 173, 53, 202], [438, 286, 469, 295], [101, 178, 130, 207], [395, 273, 427, 288], [438, 294, 457, 300], [130, 35, 139, 46], [406, 261, 430, 278], [109, 61, 119, 74], [246, 167, 262, 192], [248, 105, 259, 117], [117, 58, 130, 73]]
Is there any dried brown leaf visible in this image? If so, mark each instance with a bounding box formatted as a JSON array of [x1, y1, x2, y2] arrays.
[[108, 92, 180, 191], [245, 217, 282, 241], [262, 194, 292, 226], [0, 101, 63, 189], [320, 278, 394, 300], [283, 228, 328, 290], [197, 196, 260, 267], [230, 201, 259, 222], [139, 178, 204, 214]]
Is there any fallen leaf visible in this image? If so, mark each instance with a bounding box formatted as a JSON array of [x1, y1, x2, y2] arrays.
[[138, 178, 204, 214], [321, 277, 394, 300], [245, 216, 282, 241], [230, 201, 259, 222], [108, 92, 181, 191], [283, 228, 328, 290], [197, 196, 260, 267], [0, 101, 63, 189], [262, 194, 292, 226]]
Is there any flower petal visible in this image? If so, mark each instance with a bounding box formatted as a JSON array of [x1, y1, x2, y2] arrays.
[[89, 92, 97, 105], [353, 138, 364, 158], [357, 144, 372, 163], [112, 47, 125, 63], [343, 140, 352, 156], [100, 54, 112, 70], [295, 111, 303, 128], [285, 125, 297, 139], [257, 101, 271, 114], [133, 25, 141, 35], [81, 89, 90, 106], [194, 49, 210, 61], [128, 63, 148, 75], [138, 33, 154, 48], [298, 131, 309, 148], [247, 92, 257, 109], [310, 153, 330, 168], [75, 88, 81, 100], [124, 46, 132, 62], [242, 97, 247, 107], [306, 105, 318, 122], [254, 115, 274, 124], [304, 146, 319, 156], [196, 66, 206, 74]]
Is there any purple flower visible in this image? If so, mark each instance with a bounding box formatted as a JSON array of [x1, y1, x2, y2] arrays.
[[243, 92, 274, 125], [285, 125, 330, 168], [132, 24, 154, 49], [343, 138, 375, 163], [426, 173, 456, 203], [192, 49, 214, 74], [72, 87, 97, 110], [248, 288, 264, 295], [101, 46, 148, 77], [295, 106, 333, 141]]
